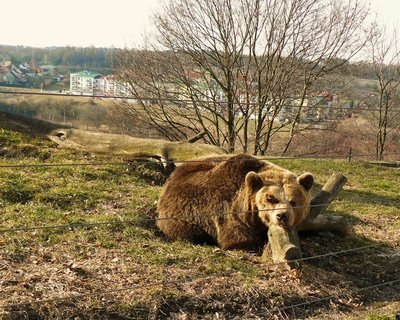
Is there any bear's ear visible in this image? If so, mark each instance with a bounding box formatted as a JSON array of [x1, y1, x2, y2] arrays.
[[297, 173, 314, 191], [245, 171, 264, 192]]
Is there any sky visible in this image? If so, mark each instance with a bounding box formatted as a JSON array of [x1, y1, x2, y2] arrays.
[[1, 0, 400, 49], [368, 0, 400, 27], [1, 0, 162, 48]]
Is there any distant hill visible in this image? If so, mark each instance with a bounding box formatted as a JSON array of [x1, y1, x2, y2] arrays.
[[0, 45, 119, 70]]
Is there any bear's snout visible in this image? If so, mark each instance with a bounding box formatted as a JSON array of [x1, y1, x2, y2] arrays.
[[271, 205, 294, 227], [276, 213, 288, 223]]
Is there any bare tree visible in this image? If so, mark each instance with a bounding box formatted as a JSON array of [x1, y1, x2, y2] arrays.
[[116, 0, 371, 155], [368, 27, 400, 160], [279, 0, 371, 155]]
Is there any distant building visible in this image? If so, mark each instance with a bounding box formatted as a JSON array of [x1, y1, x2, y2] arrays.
[[31, 66, 45, 75], [95, 75, 130, 97], [0, 61, 27, 86], [70, 71, 102, 95], [70, 71, 130, 97], [40, 65, 55, 75]]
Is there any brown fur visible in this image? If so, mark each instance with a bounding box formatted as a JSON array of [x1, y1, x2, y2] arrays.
[[156, 154, 313, 251]]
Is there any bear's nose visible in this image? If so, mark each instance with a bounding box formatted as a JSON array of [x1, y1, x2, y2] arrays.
[[276, 213, 288, 223]]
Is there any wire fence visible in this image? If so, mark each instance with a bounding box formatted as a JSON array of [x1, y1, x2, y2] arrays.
[[0, 116, 399, 316], [0, 202, 349, 234], [1, 89, 400, 113], [1, 89, 400, 164], [0, 153, 399, 170], [280, 278, 400, 311], [1, 271, 399, 312], [1, 259, 399, 315]]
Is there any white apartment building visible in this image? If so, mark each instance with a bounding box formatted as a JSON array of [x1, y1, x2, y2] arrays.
[[95, 75, 131, 97], [70, 71, 130, 97]]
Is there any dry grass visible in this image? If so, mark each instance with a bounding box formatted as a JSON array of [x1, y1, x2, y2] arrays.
[[0, 127, 399, 319]]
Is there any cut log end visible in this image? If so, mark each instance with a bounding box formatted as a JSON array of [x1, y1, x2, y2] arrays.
[[285, 247, 302, 270], [263, 225, 301, 270]]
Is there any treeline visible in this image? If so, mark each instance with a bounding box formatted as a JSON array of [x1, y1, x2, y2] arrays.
[[0, 45, 120, 69], [0, 44, 384, 82]]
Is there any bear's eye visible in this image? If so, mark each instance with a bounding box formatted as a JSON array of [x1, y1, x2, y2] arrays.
[[267, 195, 279, 204], [290, 200, 297, 207]]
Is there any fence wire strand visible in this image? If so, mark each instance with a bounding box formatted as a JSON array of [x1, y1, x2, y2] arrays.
[[0, 201, 355, 234], [281, 278, 400, 311], [0, 270, 235, 309], [1, 89, 400, 113], [1, 270, 398, 312], [0, 154, 399, 170]]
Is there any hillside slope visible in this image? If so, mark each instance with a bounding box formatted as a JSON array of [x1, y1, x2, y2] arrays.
[[0, 109, 69, 135], [0, 126, 399, 319]]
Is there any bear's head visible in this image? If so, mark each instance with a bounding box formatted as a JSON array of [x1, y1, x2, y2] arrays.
[[245, 170, 314, 227]]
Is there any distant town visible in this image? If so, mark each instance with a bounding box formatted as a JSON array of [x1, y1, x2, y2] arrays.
[[0, 60, 131, 97], [0, 60, 62, 86], [0, 59, 348, 123]]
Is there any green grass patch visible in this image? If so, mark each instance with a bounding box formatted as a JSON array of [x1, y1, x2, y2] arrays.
[[363, 314, 397, 320], [1, 128, 399, 319]]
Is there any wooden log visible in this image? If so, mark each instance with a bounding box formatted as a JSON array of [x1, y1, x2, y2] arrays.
[[306, 173, 348, 221], [263, 225, 302, 270], [264, 173, 349, 269], [47, 128, 226, 163], [187, 131, 207, 143], [0, 110, 226, 164], [297, 215, 351, 236], [366, 160, 400, 168]]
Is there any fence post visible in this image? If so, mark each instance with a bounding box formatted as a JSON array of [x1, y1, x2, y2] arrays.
[[348, 147, 352, 162]]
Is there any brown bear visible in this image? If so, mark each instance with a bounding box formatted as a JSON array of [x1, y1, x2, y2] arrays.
[[156, 154, 314, 252]]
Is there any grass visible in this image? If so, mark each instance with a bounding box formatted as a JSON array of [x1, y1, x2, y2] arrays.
[[0, 129, 399, 320]]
